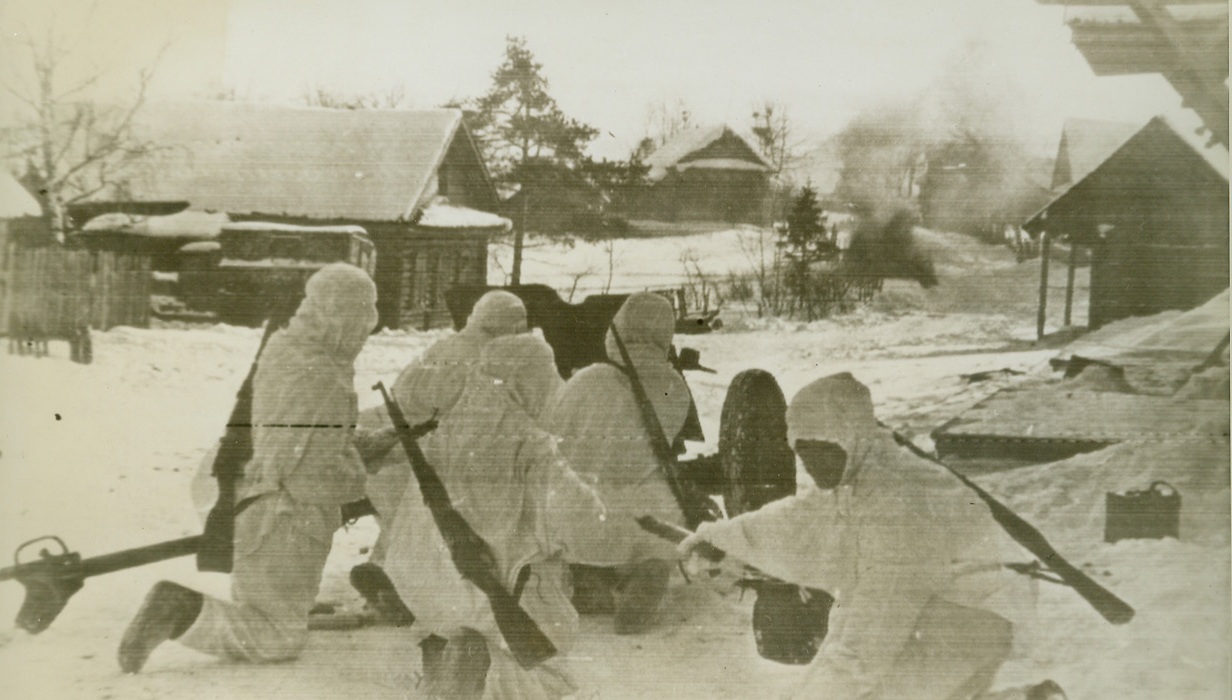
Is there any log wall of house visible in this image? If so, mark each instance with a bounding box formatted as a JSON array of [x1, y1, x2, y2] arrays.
[[644, 169, 770, 224], [227, 216, 491, 331], [393, 233, 488, 330]]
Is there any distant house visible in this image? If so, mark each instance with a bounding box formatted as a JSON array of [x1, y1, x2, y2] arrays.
[[1049, 118, 1140, 192], [636, 126, 772, 224], [86, 101, 508, 330], [1025, 114, 1229, 330]]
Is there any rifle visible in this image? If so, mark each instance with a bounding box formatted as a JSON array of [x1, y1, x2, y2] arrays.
[[373, 382, 557, 669], [635, 515, 781, 586], [610, 328, 722, 528], [889, 428, 1135, 625], [197, 308, 292, 573]]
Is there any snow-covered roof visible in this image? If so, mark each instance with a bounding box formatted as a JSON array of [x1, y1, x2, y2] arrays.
[[643, 126, 771, 182], [96, 101, 497, 222], [1159, 111, 1229, 180], [416, 203, 510, 231], [221, 221, 369, 236], [0, 172, 40, 218], [1025, 112, 1229, 232], [179, 241, 221, 253], [81, 210, 230, 238]]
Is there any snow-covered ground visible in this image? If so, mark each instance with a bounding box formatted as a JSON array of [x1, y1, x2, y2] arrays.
[[0, 227, 1226, 699]]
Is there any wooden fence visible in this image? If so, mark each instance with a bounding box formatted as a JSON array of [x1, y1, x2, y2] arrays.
[[1, 243, 152, 353]]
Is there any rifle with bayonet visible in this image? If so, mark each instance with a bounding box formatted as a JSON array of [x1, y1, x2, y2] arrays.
[[611, 328, 722, 528], [373, 381, 557, 669]]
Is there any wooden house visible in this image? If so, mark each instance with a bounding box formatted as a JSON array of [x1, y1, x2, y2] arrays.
[[1025, 114, 1229, 330], [636, 126, 772, 224], [89, 101, 508, 329]]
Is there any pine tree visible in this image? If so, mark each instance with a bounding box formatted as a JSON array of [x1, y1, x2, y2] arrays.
[[779, 185, 834, 317], [470, 37, 598, 283]]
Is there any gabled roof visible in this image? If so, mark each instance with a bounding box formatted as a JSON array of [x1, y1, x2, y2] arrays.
[[1038, 0, 1229, 146], [103, 101, 496, 222], [1051, 118, 1141, 190], [1025, 112, 1229, 234], [643, 126, 771, 182], [1, 171, 41, 218]]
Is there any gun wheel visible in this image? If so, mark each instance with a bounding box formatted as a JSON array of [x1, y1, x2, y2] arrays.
[[719, 369, 796, 517]]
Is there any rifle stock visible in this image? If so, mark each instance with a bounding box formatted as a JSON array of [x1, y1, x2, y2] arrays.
[[374, 382, 557, 669]]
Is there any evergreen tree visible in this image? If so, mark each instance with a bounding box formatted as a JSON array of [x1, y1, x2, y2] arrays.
[[779, 185, 835, 317], [470, 37, 597, 282]]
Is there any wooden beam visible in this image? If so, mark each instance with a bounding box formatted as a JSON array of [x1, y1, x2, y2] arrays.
[[1037, 232, 1052, 340], [1037, 0, 1221, 5]]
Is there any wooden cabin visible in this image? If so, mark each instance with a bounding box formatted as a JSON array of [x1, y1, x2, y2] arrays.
[[88, 101, 509, 329], [636, 126, 772, 224], [1026, 114, 1229, 330]]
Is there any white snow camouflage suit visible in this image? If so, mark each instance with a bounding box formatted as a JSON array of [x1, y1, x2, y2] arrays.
[[544, 292, 691, 566], [361, 291, 528, 557], [178, 263, 379, 662], [689, 372, 1036, 700], [382, 334, 604, 699]]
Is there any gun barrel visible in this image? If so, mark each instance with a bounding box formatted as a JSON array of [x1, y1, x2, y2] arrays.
[[80, 535, 203, 578]]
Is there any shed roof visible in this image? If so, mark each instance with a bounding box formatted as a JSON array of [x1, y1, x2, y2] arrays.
[[81, 210, 230, 238], [1025, 112, 1229, 235], [417, 203, 510, 231], [643, 126, 771, 182], [1, 171, 41, 218], [103, 101, 494, 222]]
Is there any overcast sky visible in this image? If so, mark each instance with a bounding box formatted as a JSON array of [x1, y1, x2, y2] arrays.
[[2, 0, 1186, 158]]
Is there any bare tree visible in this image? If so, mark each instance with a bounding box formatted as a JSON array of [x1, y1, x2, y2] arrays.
[[751, 100, 807, 223], [301, 84, 409, 110], [642, 99, 694, 149], [1, 19, 164, 242]]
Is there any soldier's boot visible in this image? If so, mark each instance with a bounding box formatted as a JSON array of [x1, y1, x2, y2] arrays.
[[349, 563, 415, 626], [613, 559, 672, 635], [979, 679, 1067, 700], [419, 633, 449, 689], [569, 563, 617, 615], [117, 581, 204, 673], [422, 628, 490, 700], [1027, 680, 1067, 700]]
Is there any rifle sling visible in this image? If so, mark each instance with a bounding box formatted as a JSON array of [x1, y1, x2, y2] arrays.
[[609, 330, 712, 526]]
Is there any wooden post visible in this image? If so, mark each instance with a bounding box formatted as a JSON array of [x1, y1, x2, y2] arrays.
[[1063, 240, 1077, 327], [1036, 231, 1051, 340]]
